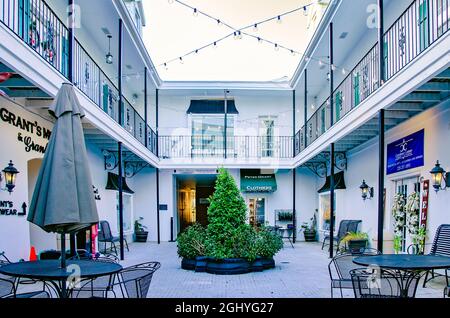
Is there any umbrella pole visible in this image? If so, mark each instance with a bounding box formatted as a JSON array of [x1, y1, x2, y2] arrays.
[[60, 233, 67, 298]]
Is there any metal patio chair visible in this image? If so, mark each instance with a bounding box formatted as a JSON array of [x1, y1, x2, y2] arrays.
[[71, 254, 120, 298], [350, 268, 420, 298], [322, 220, 361, 252], [117, 262, 161, 298], [98, 220, 129, 255], [421, 224, 450, 288], [328, 249, 380, 298]]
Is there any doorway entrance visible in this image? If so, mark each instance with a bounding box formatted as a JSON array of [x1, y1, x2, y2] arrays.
[[393, 176, 421, 253], [176, 174, 217, 233], [248, 197, 266, 228]]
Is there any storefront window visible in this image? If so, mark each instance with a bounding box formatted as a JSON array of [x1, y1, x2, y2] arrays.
[[191, 115, 234, 157], [116, 193, 133, 233]]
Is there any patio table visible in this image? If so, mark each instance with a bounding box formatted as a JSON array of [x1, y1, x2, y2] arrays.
[[0, 260, 122, 298], [353, 254, 450, 298]]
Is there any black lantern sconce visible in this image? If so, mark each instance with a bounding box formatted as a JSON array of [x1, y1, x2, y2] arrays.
[[1, 160, 19, 194], [360, 180, 374, 201], [430, 161, 450, 193]]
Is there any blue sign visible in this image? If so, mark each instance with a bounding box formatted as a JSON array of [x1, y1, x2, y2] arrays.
[[387, 129, 424, 175]]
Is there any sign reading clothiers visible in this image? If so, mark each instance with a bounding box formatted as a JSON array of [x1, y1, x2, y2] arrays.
[[387, 129, 424, 175]]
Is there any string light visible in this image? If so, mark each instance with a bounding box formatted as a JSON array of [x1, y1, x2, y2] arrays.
[[159, 0, 348, 76], [193, 8, 198, 17]]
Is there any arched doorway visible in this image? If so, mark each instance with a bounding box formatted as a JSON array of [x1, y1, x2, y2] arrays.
[[28, 158, 57, 253]]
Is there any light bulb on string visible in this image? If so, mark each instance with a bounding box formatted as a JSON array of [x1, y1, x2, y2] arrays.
[[277, 15, 282, 24], [291, 50, 296, 56], [274, 43, 279, 51], [179, 57, 184, 64], [213, 42, 218, 49], [238, 31, 242, 39], [193, 8, 198, 17], [253, 24, 258, 32], [217, 19, 222, 27], [164, 63, 168, 70], [318, 60, 324, 67], [303, 6, 308, 16], [194, 49, 199, 55], [342, 68, 347, 75], [257, 37, 262, 44], [331, 64, 337, 71]]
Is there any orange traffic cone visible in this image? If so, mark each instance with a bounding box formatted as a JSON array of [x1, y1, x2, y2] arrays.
[[29, 246, 38, 262]]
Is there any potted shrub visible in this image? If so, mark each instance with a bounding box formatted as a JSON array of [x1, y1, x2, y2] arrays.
[[177, 223, 207, 270], [134, 217, 149, 243], [254, 226, 283, 269], [301, 214, 317, 242], [341, 232, 369, 253], [176, 168, 284, 274]]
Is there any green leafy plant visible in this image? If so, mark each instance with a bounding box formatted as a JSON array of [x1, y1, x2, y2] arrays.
[[176, 168, 283, 263], [206, 168, 249, 260], [134, 217, 147, 233], [254, 227, 284, 259], [177, 223, 207, 259], [393, 235, 403, 254], [340, 232, 369, 245], [278, 211, 293, 221]]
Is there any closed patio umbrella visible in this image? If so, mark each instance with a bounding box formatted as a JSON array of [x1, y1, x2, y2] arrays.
[[27, 83, 99, 268]]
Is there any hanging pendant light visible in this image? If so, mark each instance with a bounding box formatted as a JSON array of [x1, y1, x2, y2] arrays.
[[106, 35, 113, 65]]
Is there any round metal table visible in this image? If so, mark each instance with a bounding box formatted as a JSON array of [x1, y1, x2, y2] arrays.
[[353, 254, 450, 298], [0, 260, 122, 298]]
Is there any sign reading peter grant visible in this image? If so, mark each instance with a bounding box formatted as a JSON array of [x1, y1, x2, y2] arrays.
[[387, 129, 424, 175]]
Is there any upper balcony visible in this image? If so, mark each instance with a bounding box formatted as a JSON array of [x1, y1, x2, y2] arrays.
[[293, 0, 449, 159], [0, 0, 159, 158]]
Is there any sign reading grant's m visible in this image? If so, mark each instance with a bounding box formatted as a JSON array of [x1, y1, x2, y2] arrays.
[[387, 129, 425, 175]]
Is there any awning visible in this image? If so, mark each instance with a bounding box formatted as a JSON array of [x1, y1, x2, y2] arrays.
[[187, 100, 239, 114], [241, 169, 277, 193], [318, 171, 346, 193], [105, 172, 134, 194]]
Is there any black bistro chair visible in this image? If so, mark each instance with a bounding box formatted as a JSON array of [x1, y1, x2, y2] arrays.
[[0, 252, 52, 298], [118, 262, 161, 298], [98, 220, 129, 255], [328, 248, 380, 298], [419, 224, 450, 287], [322, 220, 361, 252], [350, 268, 421, 298], [71, 254, 120, 298]]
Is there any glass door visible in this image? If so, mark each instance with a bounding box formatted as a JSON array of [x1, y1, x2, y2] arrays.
[[248, 198, 265, 228], [259, 117, 275, 157]]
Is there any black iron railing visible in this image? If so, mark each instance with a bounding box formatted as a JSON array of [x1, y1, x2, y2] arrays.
[[159, 135, 293, 159], [294, 0, 449, 156], [0, 0, 158, 156]]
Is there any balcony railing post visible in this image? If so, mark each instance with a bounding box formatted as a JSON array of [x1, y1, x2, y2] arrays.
[[292, 90, 296, 158], [144, 67, 148, 148], [68, 0, 75, 82], [304, 68, 308, 149], [378, 0, 385, 86], [156, 88, 159, 157]]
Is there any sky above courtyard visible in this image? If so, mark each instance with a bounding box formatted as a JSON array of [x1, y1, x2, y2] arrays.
[[142, 0, 322, 82]]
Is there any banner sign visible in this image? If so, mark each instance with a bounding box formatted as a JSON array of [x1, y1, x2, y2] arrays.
[[420, 180, 430, 229], [387, 129, 424, 175]]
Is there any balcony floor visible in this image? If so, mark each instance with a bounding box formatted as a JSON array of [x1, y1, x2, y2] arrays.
[[121, 241, 445, 298]]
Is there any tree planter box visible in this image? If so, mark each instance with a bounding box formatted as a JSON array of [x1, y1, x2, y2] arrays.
[[181, 257, 276, 274], [134, 231, 148, 243], [206, 258, 251, 275], [181, 258, 196, 270]]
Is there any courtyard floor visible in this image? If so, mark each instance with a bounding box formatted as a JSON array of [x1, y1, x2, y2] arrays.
[[119, 241, 446, 298]]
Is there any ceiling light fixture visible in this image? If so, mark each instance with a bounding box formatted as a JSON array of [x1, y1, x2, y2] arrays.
[[105, 35, 113, 65]]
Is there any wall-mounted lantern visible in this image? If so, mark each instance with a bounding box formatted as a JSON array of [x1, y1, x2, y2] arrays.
[[1, 161, 19, 194], [360, 180, 374, 201], [430, 161, 450, 193]]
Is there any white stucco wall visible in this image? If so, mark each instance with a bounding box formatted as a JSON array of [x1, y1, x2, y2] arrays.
[[0, 98, 53, 261]]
